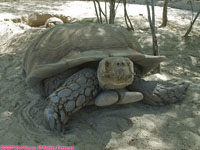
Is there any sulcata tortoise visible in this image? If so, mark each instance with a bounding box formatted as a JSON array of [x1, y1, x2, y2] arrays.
[[23, 23, 189, 131]]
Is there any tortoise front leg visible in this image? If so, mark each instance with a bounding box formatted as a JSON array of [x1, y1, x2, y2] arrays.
[[94, 89, 143, 106], [127, 76, 190, 106], [44, 68, 100, 131]]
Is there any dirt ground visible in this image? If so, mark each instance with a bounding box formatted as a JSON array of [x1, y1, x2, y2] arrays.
[[0, 1, 200, 150]]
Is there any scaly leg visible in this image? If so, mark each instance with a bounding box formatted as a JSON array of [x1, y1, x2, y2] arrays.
[[127, 76, 190, 106], [44, 68, 100, 131]]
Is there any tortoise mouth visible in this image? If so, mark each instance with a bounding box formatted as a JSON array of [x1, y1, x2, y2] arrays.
[[99, 74, 134, 89]]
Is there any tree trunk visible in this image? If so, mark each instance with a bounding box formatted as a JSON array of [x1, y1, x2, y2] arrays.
[[146, 0, 160, 73], [184, 8, 200, 37], [160, 0, 168, 27], [93, 0, 100, 23], [109, 0, 115, 24], [123, 0, 134, 30]]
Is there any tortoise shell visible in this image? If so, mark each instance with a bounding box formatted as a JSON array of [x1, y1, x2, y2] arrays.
[[23, 23, 165, 88]]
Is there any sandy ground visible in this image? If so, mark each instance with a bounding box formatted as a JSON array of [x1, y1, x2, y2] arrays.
[[0, 0, 200, 150]]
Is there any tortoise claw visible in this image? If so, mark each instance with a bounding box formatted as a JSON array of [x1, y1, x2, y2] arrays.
[[44, 108, 56, 130]]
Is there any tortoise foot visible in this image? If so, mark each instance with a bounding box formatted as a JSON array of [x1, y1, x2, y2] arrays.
[[128, 76, 190, 106]]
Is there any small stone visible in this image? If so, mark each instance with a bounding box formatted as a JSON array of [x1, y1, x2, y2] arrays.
[[76, 95, 86, 106], [85, 87, 92, 97], [65, 101, 75, 112], [69, 83, 80, 91], [49, 96, 59, 103], [77, 76, 87, 84], [57, 89, 72, 98]]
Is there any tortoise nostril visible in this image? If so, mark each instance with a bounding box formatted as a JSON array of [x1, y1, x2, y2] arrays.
[[117, 62, 120, 66]]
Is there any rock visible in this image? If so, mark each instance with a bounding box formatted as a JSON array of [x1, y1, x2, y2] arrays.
[[45, 17, 64, 28]]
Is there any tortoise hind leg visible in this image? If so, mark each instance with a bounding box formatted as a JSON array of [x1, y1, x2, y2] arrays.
[[127, 76, 190, 106], [44, 68, 100, 131]]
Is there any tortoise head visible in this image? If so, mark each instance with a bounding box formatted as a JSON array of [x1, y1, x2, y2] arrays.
[[97, 57, 134, 89]]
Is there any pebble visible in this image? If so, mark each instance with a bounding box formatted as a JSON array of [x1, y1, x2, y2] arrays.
[[65, 101, 75, 112], [57, 89, 72, 97], [76, 95, 86, 106]]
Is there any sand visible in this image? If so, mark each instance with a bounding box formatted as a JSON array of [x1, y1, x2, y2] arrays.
[[0, 0, 200, 150]]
